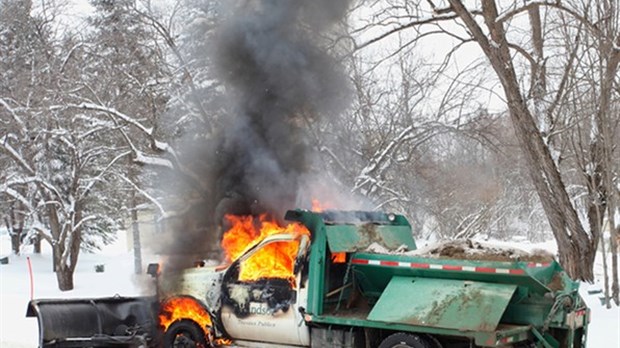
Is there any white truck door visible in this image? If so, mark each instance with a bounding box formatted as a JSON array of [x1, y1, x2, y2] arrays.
[[220, 235, 310, 346]]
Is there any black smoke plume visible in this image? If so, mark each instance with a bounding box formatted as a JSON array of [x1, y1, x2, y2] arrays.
[[211, 0, 350, 219], [160, 0, 351, 270]]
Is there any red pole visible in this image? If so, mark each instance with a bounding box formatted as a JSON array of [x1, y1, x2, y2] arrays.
[[27, 256, 34, 300]]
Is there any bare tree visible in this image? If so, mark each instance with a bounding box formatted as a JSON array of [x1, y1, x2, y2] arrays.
[[311, 29, 526, 240], [0, 0, 52, 254], [0, 0, 172, 290], [352, 0, 619, 281]]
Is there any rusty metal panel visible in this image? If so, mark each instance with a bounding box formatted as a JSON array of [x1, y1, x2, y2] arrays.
[[367, 277, 516, 332], [325, 225, 415, 253]]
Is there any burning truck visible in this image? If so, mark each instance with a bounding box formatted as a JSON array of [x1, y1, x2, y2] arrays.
[[27, 209, 589, 348]]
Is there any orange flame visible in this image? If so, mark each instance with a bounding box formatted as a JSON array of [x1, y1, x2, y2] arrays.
[[159, 297, 212, 335], [331, 252, 346, 263], [216, 338, 233, 345], [311, 198, 325, 212], [221, 214, 310, 283], [312, 198, 337, 212]]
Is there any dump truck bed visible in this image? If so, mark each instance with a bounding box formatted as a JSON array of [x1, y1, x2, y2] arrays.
[[309, 254, 584, 347], [351, 252, 559, 297], [284, 209, 588, 347]]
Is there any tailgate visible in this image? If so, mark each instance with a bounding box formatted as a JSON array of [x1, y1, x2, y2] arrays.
[[367, 277, 517, 332]]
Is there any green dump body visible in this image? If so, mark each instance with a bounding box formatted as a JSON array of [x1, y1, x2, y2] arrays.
[[285, 210, 589, 348]]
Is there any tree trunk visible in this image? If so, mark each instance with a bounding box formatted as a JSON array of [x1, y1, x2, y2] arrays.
[[612, 224, 620, 305], [52, 244, 58, 272], [448, 0, 595, 280], [503, 63, 594, 282], [48, 205, 62, 273], [54, 226, 80, 291], [10, 231, 21, 254], [585, 140, 606, 284], [599, 36, 620, 304], [47, 204, 81, 291], [128, 158, 143, 275], [5, 207, 24, 254], [606, 183, 619, 305], [600, 228, 611, 308], [33, 234, 41, 254], [68, 211, 82, 277], [55, 264, 74, 291], [131, 198, 142, 275]]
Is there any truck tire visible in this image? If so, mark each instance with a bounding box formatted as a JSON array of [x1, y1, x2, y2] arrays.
[[422, 334, 443, 348], [163, 319, 208, 348], [378, 333, 431, 348]]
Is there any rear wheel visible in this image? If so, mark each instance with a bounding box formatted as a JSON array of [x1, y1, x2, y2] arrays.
[[379, 333, 431, 348], [163, 319, 208, 348], [422, 334, 443, 348]]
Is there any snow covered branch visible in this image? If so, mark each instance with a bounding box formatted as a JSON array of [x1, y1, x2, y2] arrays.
[[133, 151, 174, 168], [0, 135, 35, 175], [116, 174, 168, 218], [79, 151, 133, 200], [358, 125, 414, 178], [56, 103, 158, 145], [0, 186, 34, 211], [0, 98, 27, 136]]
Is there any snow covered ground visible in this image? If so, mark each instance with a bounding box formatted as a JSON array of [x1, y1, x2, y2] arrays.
[[0, 232, 155, 348], [1, 233, 618, 347]]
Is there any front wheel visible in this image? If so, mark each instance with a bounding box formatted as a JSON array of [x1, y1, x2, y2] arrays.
[[379, 333, 431, 348], [163, 319, 208, 348]]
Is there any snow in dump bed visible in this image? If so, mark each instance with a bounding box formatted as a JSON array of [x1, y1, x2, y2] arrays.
[[366, 239, 555, 263]]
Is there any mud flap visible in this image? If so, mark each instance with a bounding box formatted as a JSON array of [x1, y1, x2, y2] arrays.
[[367, 277, 517, 332], [26, 297, 158, 347]]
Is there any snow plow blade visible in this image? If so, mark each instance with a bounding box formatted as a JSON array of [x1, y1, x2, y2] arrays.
[[26, 296, 159, 347]]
